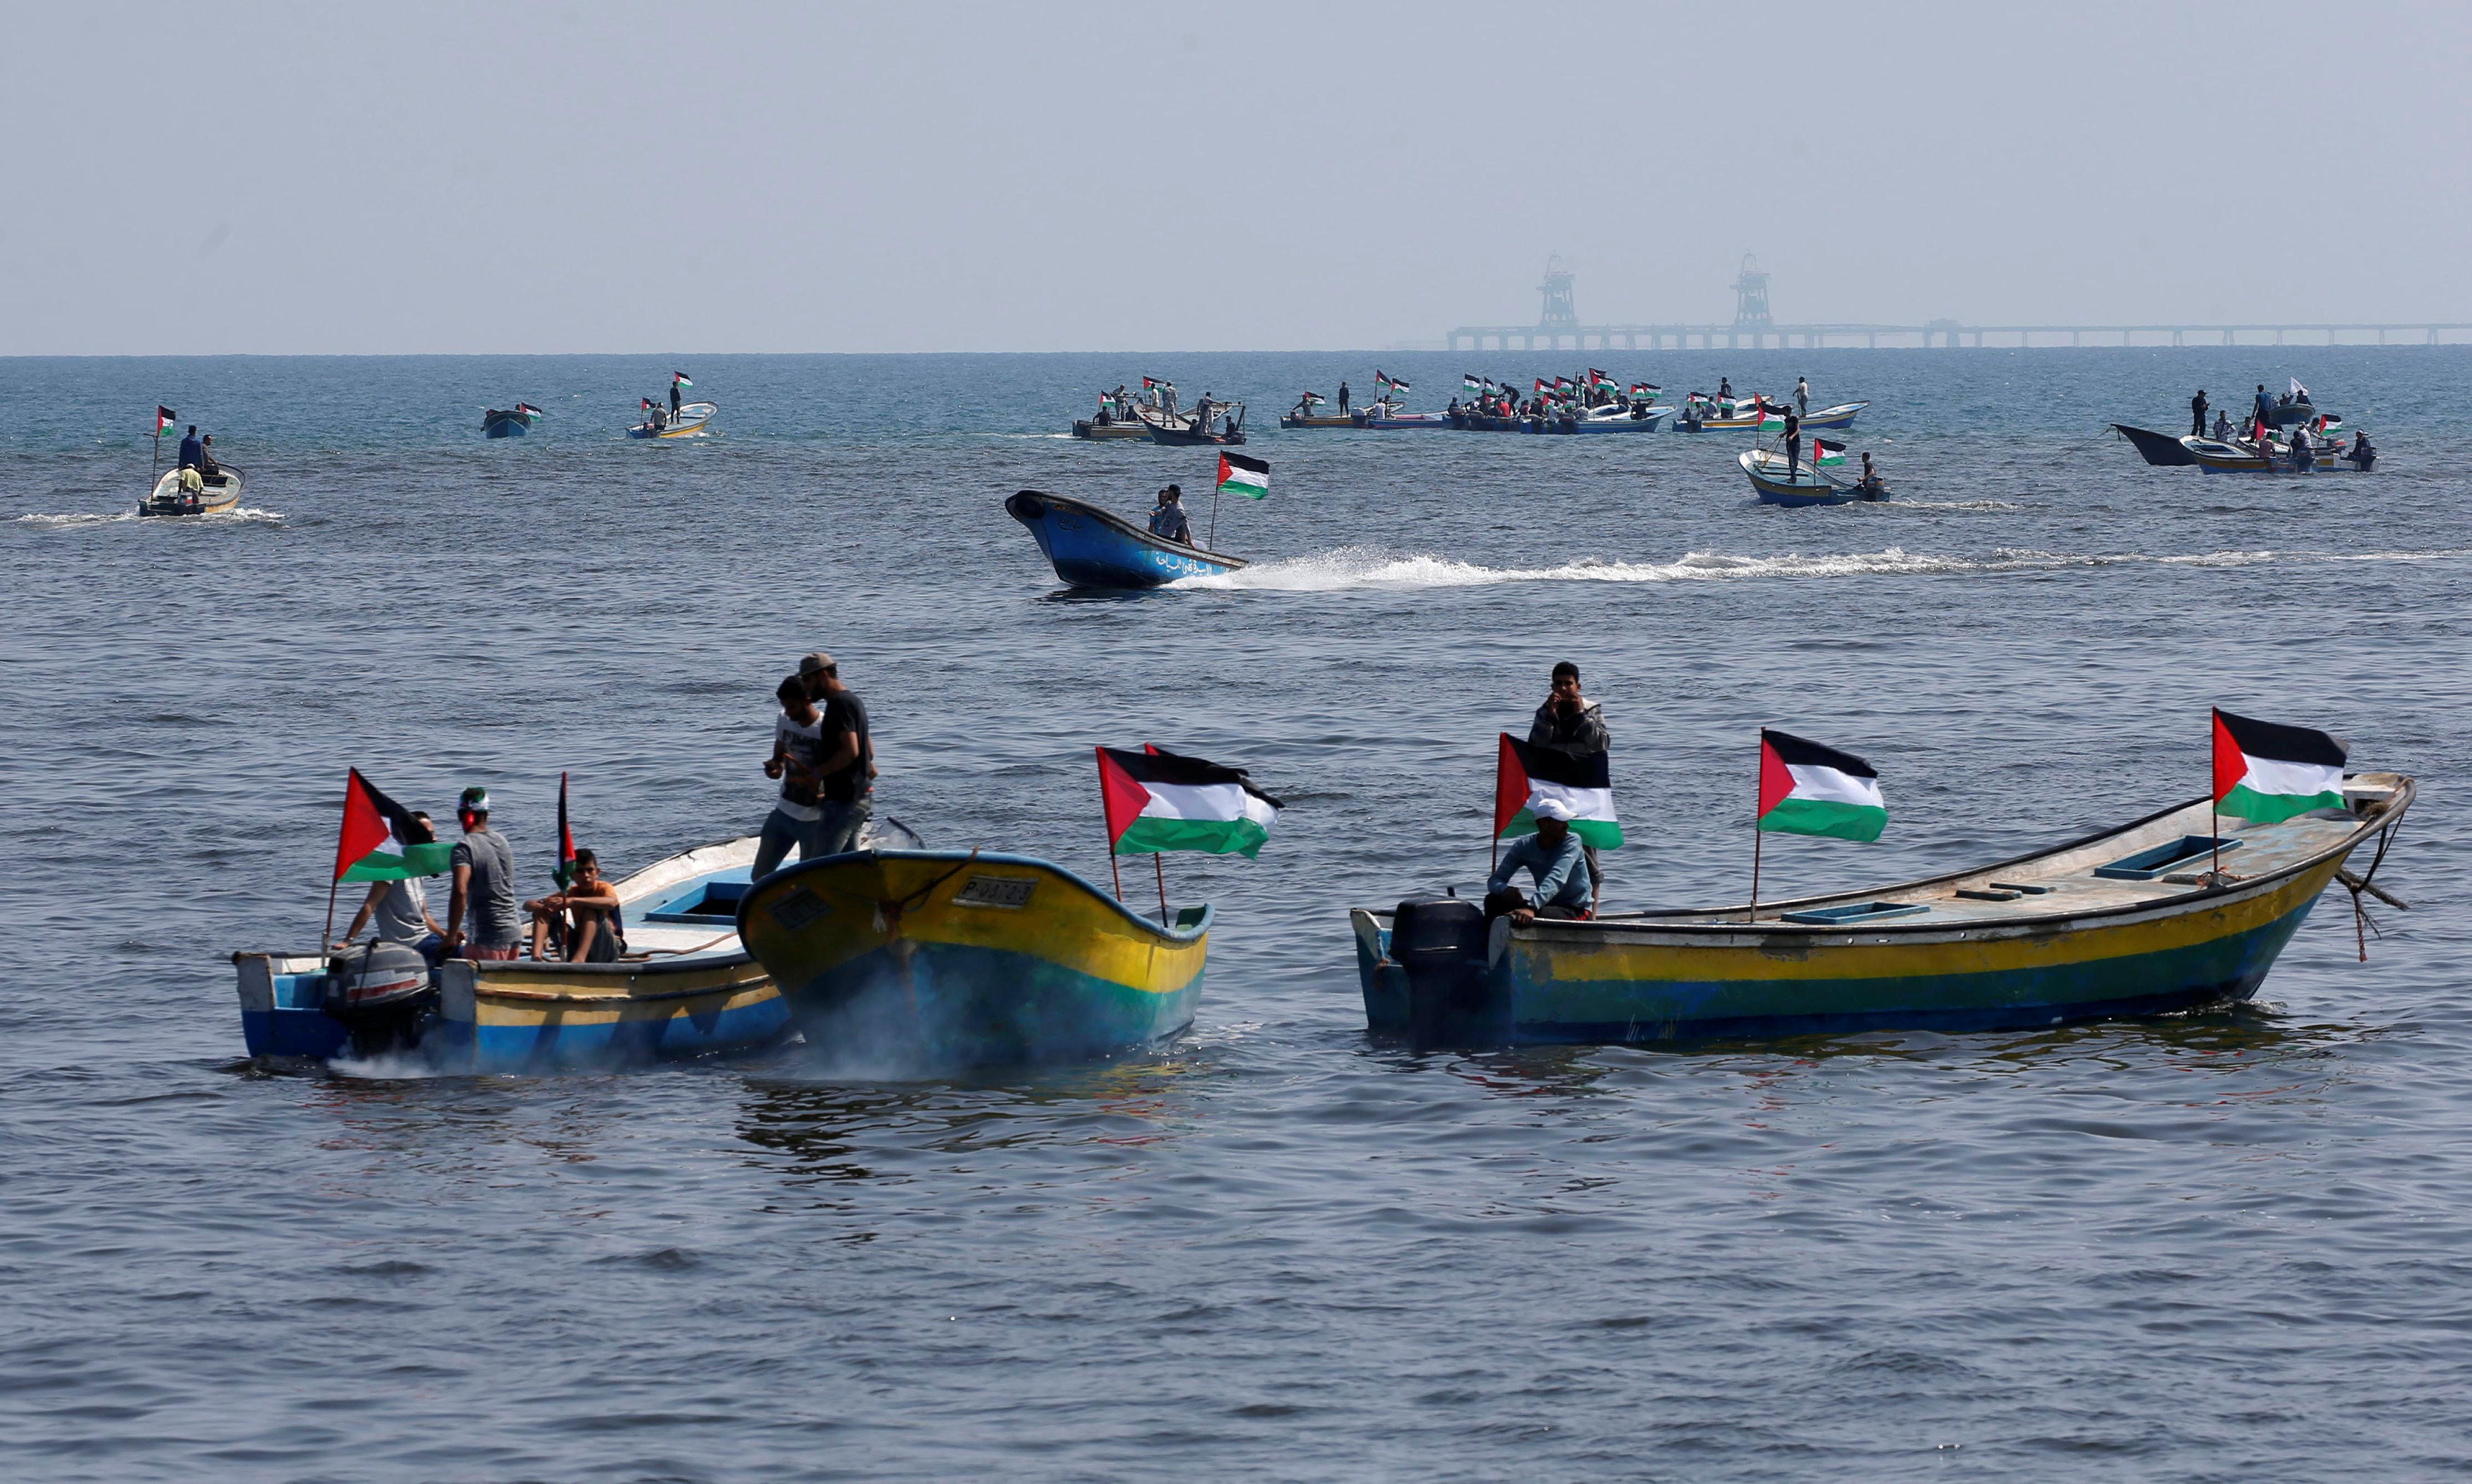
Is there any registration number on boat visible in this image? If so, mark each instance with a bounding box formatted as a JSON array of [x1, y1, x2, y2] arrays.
[[953, 875, 1037, 910]]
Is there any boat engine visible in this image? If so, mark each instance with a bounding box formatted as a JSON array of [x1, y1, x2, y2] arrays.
[[1390, 898, 1507, 1047], [322, 941, 439, 1058]]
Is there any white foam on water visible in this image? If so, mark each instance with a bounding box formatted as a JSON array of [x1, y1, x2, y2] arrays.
[[1167, 544, 2463, 593], [13, 506, 284, 528]]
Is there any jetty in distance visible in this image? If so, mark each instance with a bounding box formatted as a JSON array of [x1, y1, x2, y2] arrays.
[[1444, 257, 2472, 353]]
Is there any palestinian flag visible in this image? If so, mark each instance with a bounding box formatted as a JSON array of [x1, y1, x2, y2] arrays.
[[1628, 382, 1658, 398], [1217, 451, 1269, 499], [554, 771, 577, 886], [1494, 735, 1623, 849], [1377, 372, 1408, 393], [1757, 730, 1886, 842], [155, 405, 178, 435], [672, 372, 693, 387], [1142, 376, 1160, 390], [2213, 708, 2347, 823], [1813, 437, 1848, 467], [1752, 396, 1784, 430], [1587, 368, 1609, 387], [1098, 746, 1281, 857], [335, 768, 452, 882], [1463, 372, 1482, 393]]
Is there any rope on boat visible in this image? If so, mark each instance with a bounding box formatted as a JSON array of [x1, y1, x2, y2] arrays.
[[2338, 815, 2408, 963]]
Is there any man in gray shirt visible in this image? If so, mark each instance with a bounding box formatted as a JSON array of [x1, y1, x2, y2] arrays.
[[444, 786, 523, 960]]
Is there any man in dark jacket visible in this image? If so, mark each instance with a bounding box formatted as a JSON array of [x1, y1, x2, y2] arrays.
[[1529, 661, 1610, 891], [177, 425, 203, 470], [2190, 389, 2208, 437]]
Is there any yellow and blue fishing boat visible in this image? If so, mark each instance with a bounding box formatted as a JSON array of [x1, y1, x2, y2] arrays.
[[233, 837, 790, 1069], [736, 849, 1210, 1064], [1352, 775, 2411, 1046], [628, 400, 718, 439]]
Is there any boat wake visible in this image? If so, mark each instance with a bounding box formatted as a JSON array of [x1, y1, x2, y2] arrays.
[[1167, 544, 2470, 593], [14, 507, 285, 528]]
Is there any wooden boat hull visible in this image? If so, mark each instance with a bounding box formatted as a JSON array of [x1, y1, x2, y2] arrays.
[[2114, 423, 2199, 465], [629, 400, 718, 439], [1278, 413, 1358, 429], [139, 464, 244, 516], [231, 836, 790, 1069], [1351, 779, 2411, 1046], [1005, 489, 1244, 588], [1740, 449, 1872, 505], [1360, 413, 1452, 430], [1071, 419, 1150, 439], [1146, 424, 1247, 445], [737, 850, 1209, 1064]]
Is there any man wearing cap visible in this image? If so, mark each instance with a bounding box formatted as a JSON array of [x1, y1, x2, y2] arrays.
[[800, 651, 875, 857], [442, 787, 523, 961], [1485, 800, 1593, 925], [1148, 485, 1192, 545]]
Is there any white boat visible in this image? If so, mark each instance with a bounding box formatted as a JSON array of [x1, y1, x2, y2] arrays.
[[629, 400, 718, 439], [138, 463, 244, 517], [1569, 403, 1675, 433]]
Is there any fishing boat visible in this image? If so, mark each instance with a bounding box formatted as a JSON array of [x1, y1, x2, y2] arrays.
[[1568, 403, 1675, 433], [1350, 774, 2413, 1047], [628, 400, 718, 439], [233, 831, 896, 1069], [1680, 400, 1781, 432], [2113, 424, 2199, 466], [1279, 407, 1359, 429], [1797, 401, 1868, 429], [482, 404, 542, 438], [1071, 412, 1151, 440], [1739, 449, 1880, 506], [736, 848, 1211, 1064], [1145, 401, 1247, 446], [1005, 490, 1244, 588], [138, 463, 245, 517], [1360, 404, 1454, 430]]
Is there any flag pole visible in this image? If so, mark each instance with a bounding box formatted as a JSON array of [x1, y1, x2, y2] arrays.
[[1155, 854, 1169, 923], [2211, 713, 2222, 880], [1749, 744, 1765, 924], [1209, 485, 1220, 551], [321, 771, 347, 951], [1099, 752, 1124, 902]]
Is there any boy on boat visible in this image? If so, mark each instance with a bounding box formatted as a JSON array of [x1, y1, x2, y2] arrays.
[[523, 848, 624, 962], [756, 675, 827, 880], [1148, 485, 1192, 545], [1529, 661, 1610, 891]]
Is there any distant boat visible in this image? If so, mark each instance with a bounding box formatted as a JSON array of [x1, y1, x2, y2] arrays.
[[1145, 401, 1247, 446], [138, 462, 244, 517], [1006, 490, 1245, 588], [482, 403, 542, 438], [1071, 412, 1151, 440], [2113, 423, 2199, 466], [1566, 403, 1675, 433], [629, 400, 717, 439], [1739, 449, 1882, 506], [1795, 401, 1868, 429]]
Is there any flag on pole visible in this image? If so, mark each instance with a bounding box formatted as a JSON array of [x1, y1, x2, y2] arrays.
[[1757, 730, 1887, 841], [2213, 708, 2347, 822], [1586, 369, 1609, 387], [2289, 377, 2310, 403], [1098, 746, 1282, 857], [1142, 376, 1160, 390], [1813, 437, 1848, 466], [554, 771, 577, 886], [155, 405, 178, 434], [672, 372, 694, 387], [1463, 372, 1482, 393], [1628, 383, 1658, 399], [1216, 451, 1270, 499], [335, 768, 453, 882], [1494, 735, 1623, 848]]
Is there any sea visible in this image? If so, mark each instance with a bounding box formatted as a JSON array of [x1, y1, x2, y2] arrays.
[[4, 348, 2468, 1481]]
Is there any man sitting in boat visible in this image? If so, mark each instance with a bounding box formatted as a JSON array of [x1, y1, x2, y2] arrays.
[[332, 810, 446, 963], [197, 434, 222, 482], [2347, 431, 2376, 470], [1855, 452, 1887, 498], [1148, 485, 1192, 545], [523, 848, 624, 962], [1485, 799, 1593, 925]]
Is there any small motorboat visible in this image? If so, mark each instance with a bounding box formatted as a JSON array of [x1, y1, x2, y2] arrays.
[[1006, 490, 1245, 588], [1680, 398, 1783, 431], [1278, 411, 1360, 429], [138, 463, 244, 517], [483, 404, 542, 438], [1145, 400, 1247, 446], [1567, 403, 1675, 433], [2113, 424, 2200, 466], [629, 400, 718, 439], [737, 849, 1211, 1065], [1352, 774, 2413, 1047], [1071, 413, 1151, 440], [2182, 435, 2295, 473], [1796, 401, 1869, 429], [1739, 449, 1882, 506], [1360, 407, 1454, 429]]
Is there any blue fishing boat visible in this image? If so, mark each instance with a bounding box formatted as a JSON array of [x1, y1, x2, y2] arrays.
[[1796, 400, 1868, 429], [737, 849, 1211, 1065], [1006, 490, 1247, 588], [1351, 775, 2412, 1047], [482, 404, 542, 438], [234, 836, 802, 1069], [1739, 449, 1882, 506]]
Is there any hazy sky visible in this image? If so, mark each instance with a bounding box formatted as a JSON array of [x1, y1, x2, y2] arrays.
[[6, 1, 2468, 354]]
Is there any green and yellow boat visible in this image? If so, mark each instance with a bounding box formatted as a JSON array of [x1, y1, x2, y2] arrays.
[[737, 850, 1210, 1064], [1352, 775, 2412, 1046]]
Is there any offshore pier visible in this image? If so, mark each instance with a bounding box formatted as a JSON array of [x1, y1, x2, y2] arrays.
[[1445, 256, 2472, 352]]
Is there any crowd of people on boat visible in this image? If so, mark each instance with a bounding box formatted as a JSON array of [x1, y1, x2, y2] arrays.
[[2188, 384, 2375, 468]]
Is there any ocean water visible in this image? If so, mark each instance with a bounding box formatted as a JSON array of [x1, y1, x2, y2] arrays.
[[4, 348, 2468, 1481]]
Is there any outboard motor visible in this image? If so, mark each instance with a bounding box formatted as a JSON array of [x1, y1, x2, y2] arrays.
[[1391, 897, 1505, 1048], [323, 941, 439, 1057]]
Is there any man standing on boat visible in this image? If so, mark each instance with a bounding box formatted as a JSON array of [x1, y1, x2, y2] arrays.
[[1782, 408, 1802, 480], [442, 788, 523, 961], [177, 424, 203, 472], [1795, 376, 1810, 418], [2253, 384, 2274, 427], [756, 675, 826, 879], [805, 653, 875, 858], [2191, 388, 2209, 438], [1336, 380, 1350, 415], [1148, 485, 1192, 545], [1529, 660, 1610, 893]]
